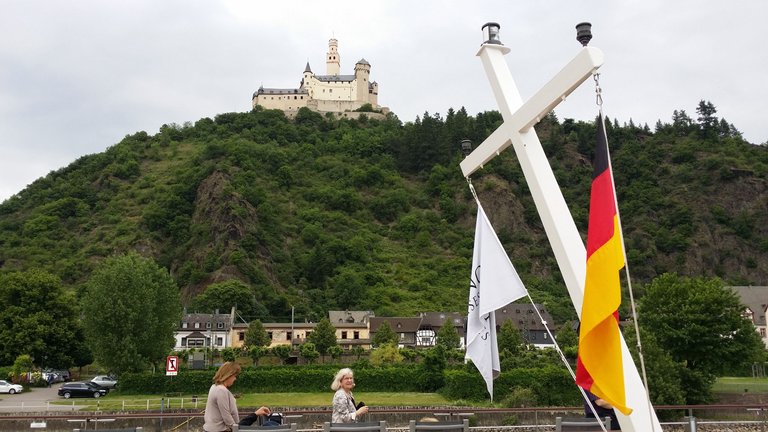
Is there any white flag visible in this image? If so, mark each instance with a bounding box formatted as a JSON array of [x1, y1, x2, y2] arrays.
[[465, 199, 528, 398]]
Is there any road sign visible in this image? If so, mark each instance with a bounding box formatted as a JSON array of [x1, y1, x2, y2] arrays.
[[166, 355, 179, 376]]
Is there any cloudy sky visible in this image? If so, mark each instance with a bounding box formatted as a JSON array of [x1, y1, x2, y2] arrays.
[[2, 0, 766, 202]]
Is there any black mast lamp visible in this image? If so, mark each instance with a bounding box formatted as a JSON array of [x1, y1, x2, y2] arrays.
[[481, 22, 502, 45], [461, 139, 473, 157], [575, 22, 592, 46]]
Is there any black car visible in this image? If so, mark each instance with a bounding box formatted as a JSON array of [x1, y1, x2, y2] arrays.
[[58, 382, 109, 398]]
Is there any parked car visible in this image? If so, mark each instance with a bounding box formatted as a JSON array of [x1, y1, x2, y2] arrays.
[[0, 380, 23, 394], [42, 369, 71, 383], [90, 375, 118, 389], [58, 382, 108, 398]]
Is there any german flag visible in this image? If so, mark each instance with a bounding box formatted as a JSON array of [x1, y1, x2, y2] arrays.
[[575, 114, 632, 416]]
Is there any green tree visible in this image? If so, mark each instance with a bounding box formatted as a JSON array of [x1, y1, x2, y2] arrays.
[[82, 252, 182, 374], [11, 354, 34, 383], [190, 279, 268, 321], [497, 320, 527, 357], [0, 270, 91, 368], [417, 345, 446, 391], [623, 324, 685, 409], [638, 273, 765, 404], [221, 348, 236, 362], [351, 346, 366, 361], [307, 318, 338, 360], [248, 346, 266, 365], [555, 321, 578, 348], [328, 345, 344, 361], [299, 342, 320, 364], [245, 319, 271, 348], [369, 343, 404, 366], [271, 344, 292, 365], [373, 321, 398, 347], [436, 323, 461, 350]]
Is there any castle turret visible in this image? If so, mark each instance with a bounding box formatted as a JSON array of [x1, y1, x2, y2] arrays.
[[326, 39, 340, 75], [354, 58, 371, 104]]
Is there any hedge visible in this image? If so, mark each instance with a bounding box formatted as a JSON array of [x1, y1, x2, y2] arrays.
[[442, 366, 581, 405], [118, 364, 581, 406], [118, 365, 424, 395]]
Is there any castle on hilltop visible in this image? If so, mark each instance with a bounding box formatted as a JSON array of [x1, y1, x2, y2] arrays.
[[251, 38, 386, 117]]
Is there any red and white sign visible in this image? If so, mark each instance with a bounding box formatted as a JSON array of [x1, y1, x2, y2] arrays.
[[166, 356, 179, 376]]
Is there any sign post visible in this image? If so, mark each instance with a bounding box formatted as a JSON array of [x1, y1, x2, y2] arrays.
[[166, 355, 179, 376]]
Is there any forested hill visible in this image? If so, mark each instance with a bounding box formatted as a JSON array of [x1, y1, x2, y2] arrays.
[[1, 104, 766, 325]]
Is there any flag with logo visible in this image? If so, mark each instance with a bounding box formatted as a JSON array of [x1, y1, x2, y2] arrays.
[[465, 197, 528, 398], [575, 114, 632, 415]]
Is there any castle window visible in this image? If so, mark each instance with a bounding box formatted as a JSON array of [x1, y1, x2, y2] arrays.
[[329, 89, 333, 93], [294, 96, 297, 100]]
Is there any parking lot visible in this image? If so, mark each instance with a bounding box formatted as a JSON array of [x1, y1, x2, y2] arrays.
[[0, 383, 84, 412]]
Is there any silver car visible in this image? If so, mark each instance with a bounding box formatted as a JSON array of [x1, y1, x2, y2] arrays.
[[90, 375, 118, 389]]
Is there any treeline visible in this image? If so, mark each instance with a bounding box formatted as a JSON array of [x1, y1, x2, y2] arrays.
[[0, 101, 767, 325]]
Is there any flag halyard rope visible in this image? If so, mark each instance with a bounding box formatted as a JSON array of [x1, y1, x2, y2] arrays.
[[594, 74, 656, 432]]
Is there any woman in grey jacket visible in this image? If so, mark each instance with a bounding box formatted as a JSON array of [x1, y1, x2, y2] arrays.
[[331, 368, 368, 423], [203, 362, 270, 432]]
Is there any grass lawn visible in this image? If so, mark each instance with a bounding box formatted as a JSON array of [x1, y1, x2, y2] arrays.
[[713, 377, 768, 394], [51, 392, 456, 412]]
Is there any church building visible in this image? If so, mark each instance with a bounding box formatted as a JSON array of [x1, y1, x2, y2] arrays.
[[252, 39, 385, 116]]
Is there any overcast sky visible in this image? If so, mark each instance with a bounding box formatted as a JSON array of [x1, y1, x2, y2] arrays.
[[2, 0, 767, 202]]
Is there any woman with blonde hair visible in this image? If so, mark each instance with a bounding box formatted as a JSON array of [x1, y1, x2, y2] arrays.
[[203, 362, 270, 432], [330, 368, 368, 423]]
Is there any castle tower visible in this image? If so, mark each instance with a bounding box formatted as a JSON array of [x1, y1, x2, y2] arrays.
[[302, 62, 314, 96], [326, 38, 340, 75], [354, 58, 371, 104]]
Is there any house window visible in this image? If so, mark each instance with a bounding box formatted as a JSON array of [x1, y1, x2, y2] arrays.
[[238, 332, 245, 341], [216, 337, 223, 346], [182, 322, 188, 329], [268, 331, 273, 340], [544, 333, 548, 339], [206, 323, 211, 329], [341, 331, 348, 339], [194, 322, 200, 329], [217, 322, 224, 329], [287, 331, 293, 340], [181, 337, 187, 346], [353, 331, 360, 340]]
